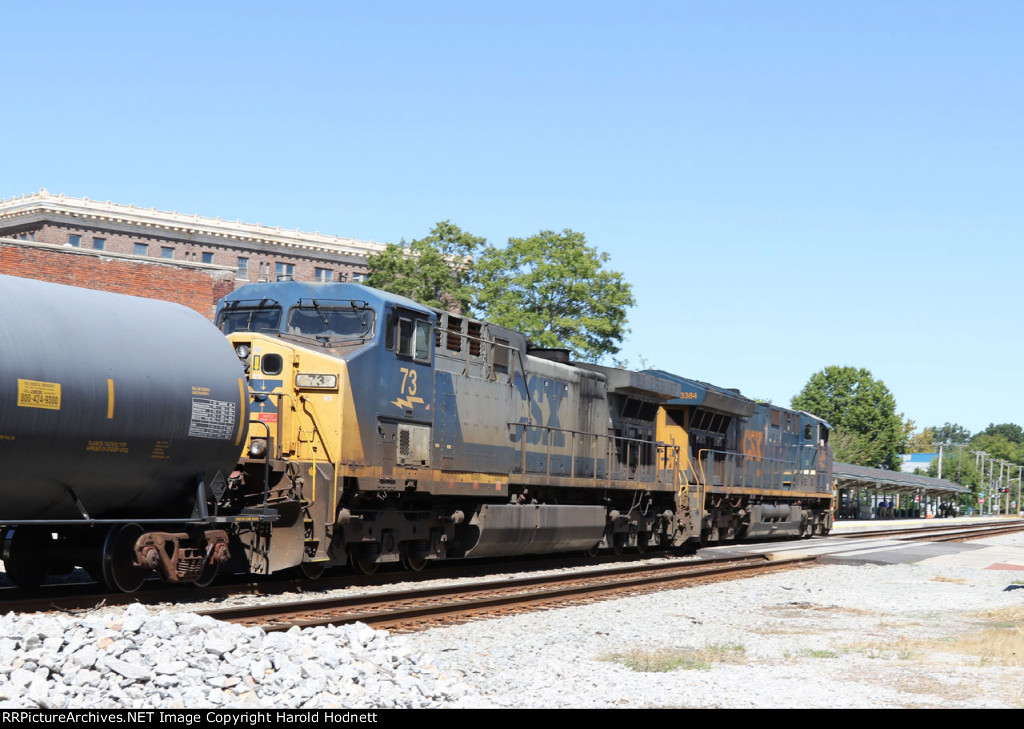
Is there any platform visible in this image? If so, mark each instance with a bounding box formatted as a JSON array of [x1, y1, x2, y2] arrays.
[[699, 516, 1024, 572]]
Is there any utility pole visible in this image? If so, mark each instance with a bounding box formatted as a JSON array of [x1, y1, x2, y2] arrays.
[[933, 440, 967, 484], [999, 460, 1006, 515], [973, 451, 988, 516], [1011, 466, 1019, 518]]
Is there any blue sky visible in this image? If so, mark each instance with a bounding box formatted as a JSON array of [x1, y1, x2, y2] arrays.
[[3, 1, 1022, 435]]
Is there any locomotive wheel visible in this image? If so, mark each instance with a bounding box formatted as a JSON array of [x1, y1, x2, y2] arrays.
[[636, 532, 650, 555], [399, 542, 428, 572], [611, 532, 627, 556], [100, 524, 148, 593], [2, 527, 53, 589], [298, 560, 327, 580], [348, 545, 380, 575]]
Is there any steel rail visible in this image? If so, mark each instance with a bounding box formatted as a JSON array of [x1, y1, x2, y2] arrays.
[[198, 555, 817, 632]]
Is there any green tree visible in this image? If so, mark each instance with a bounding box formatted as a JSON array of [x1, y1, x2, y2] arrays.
[[791, 366, 906, 470], [934, 422, 972, 444], [906, 426, 937, 453], [966, 433, 1024, 465], [927, 451, 980, 489], [979, 423, 1024, 444], [366, 221, 484, 311], [474, 229, 635, 362]]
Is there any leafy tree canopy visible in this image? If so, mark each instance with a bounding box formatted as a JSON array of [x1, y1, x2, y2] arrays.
[[473, 229, 635, 362], [907, 421, 973, 453], [927, 451, 981, 491], [979, 423, 1024, 444], [934, 422, 972, 444], [920, 423, 1024, 494], [791, 366, 906, 470], [906, 426, 936, 454], [365, 221, 485, 312], [966, 433, 1023, 465]]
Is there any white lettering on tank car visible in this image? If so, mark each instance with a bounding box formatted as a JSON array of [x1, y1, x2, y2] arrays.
[[188, 398, 237, 440]]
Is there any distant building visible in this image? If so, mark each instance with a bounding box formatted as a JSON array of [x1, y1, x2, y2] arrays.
[[900, 452, 937, 474], [0, 189, 384, 287]]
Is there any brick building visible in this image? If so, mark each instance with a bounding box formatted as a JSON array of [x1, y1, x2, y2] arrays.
[[0, 189, 384, 287], [0, 235, 238, 319]]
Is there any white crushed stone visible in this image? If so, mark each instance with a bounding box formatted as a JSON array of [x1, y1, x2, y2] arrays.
[[0, 530, 1022, 708]]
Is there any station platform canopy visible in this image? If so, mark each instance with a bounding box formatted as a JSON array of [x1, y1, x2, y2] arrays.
[[833, 462, 969, 496]]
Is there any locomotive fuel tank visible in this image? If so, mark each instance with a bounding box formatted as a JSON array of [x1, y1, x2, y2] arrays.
[[0, 275, 249, 522]]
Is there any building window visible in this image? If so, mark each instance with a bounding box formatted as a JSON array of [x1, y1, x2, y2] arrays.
[[275, 262, 295, 279], [202, 252, 214, 264], [237, 257, 249, 280], [351, 272, 366, 283], [135, 243, 148, 256], [68, 234, 81, 247], [92, 237, 105, 250], [315, 267, 333, 282], [161, 246, 174, 259]]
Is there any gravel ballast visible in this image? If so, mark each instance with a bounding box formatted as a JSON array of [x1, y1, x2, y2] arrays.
[[1, 531, 1022, 709]]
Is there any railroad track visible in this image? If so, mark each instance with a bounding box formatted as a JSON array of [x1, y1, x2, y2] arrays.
[[1, 520, 1020, 622], [195, 554, 817, 632], [197, 521, 1024, 632]]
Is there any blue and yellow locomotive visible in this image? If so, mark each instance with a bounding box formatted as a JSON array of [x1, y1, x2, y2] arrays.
[[215, 280, 834, 577], [0, 275, 833, 590]]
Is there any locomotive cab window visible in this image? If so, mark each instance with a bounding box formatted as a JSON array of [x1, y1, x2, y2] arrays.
[[286, 300, 375, 341], [387, 311, 431, 362], [261, 353, 284, 375], [218, 306, 283, 334], [492, 337, 510, 375]]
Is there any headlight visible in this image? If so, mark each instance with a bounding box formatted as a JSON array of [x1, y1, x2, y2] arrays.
[[249, 439, 267, 457], [235, 343, 251, 360]]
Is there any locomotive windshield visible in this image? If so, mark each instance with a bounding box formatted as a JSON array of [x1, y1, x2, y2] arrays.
[[286, 299, 375, 341], [218, 306, 283, 334]]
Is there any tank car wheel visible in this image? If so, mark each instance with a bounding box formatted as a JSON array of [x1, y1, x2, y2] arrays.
[[100, 524, 149, 594], [2, 527, 53, 589], [348, 546, 380, 575], [584, 542, 601, 558], [298, 560, 328, 580], [192, 561, 219, 588]]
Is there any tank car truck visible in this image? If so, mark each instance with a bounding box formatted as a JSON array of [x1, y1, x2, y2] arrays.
[[215, 280, 834, 578]]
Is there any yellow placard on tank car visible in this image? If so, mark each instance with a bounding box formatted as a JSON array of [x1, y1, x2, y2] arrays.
[[17, 379, 61, 410]]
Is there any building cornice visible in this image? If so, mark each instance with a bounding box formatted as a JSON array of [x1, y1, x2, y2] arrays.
[[0, 190, 386, 260]]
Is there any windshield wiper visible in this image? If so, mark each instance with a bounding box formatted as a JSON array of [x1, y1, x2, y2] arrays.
[[350, 299, 367, 329], [310, 299, 330, 328]]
